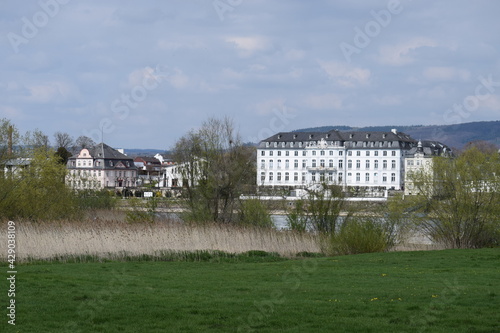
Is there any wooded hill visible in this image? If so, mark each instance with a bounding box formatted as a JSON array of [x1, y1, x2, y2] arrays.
[[294, 121, 500, 150]]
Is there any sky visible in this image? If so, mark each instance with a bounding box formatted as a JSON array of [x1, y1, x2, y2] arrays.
[[1, 0, 500, 149]]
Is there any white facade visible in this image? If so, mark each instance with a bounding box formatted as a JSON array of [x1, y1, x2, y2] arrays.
[[404, 141, 451, 195], [66, 144, 138, 190], [257, 130, 416, 191]]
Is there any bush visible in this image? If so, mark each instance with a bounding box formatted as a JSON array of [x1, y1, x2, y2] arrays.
[[286, 200, 309, 232], [126, 197, 157, 223], [329, 217, 396, 255], [238, 198, 274, 228], [76, 189, 116, 210]]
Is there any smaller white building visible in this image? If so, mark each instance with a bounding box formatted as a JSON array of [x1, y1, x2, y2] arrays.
[[404, 141, 452, 195]]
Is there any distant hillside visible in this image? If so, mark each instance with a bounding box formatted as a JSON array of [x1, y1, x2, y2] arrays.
[[121, 148, 169, 157], [294, 121, 500, 149]]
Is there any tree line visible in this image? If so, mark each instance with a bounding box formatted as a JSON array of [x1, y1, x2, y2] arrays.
[[1, 116, 499, 250]]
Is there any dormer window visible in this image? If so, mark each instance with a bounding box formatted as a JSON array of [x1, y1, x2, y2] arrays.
[[278, 134, 282, 139], [309, 134, 313, 139], [110, 161, 114, 167], [293, 134, 297, 139], [349, 134, 354, 139]]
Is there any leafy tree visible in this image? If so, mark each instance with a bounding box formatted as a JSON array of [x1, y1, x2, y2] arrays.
[[55, 147, 73, 165], [0, 118, 21, 162], [0, 119, 22, 207], [406, 146, 500, 248], [173, 117, 256, 223], [0, 147, 77, 220]]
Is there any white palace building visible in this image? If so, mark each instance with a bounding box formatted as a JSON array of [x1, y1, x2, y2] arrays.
[[257, 129, 449, 195]]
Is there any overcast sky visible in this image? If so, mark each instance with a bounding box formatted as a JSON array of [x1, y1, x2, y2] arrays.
[[1, 0, 500, 149]]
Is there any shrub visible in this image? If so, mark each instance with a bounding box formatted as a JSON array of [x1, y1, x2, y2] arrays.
[[329, 217, 396, 255], [238, 198, 274, 228]]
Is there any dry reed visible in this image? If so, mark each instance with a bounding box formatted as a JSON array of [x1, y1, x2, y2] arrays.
[[0, 219, 321, 262]]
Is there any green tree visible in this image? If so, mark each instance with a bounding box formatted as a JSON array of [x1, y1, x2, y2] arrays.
[[0, 119, 22, 207], [173, 117, 256, 223], [55, 147, 73, 165], [0, 147, 77, 220], [238, 198, 273, 228], [407, 146, 500, 248], [286, 184, 346, 233]]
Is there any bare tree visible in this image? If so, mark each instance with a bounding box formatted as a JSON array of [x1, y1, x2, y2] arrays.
[[54, 132, 74, 150], [24, 129, 50, 149], [173, 117, 256, 223], [75, 136, 96, 151]]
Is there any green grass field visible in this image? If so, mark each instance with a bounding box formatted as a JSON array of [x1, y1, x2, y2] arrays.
[[3, 249, 499, 332]]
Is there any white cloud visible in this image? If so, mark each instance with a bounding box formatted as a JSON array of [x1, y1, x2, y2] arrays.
[[423, 67, 470, 82], [318, 60, 370, 87], [225, 36, 272, 57], [0, 105, 23, 119], [285, 48, 305, 61], [377, 38, 437, 66], [303, 94, 343, 110], [373, 95, 402, 106], [254, 98, 286, 116], [418, 86, 448, 100], [479, 94, 500, 111], [25, 81, 80, 104], [166, 69, 189, 89], [127, 67, 188, 90]]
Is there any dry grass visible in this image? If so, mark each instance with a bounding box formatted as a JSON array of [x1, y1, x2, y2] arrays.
[[0, 218, 321, 262]]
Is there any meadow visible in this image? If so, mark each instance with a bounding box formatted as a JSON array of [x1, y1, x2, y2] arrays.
[[2, 248, 499, 332]]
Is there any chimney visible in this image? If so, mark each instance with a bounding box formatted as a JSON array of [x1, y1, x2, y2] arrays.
[[7, 125, 13, 156]]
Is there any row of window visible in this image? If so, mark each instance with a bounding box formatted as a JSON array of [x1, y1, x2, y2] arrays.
[[265, 141, 397, 148], [260, 172, 397, 183], [260, 159, 398, 170], [260, 150, 397, 157], [73, 160, 131, 168], [67, 180, 136, 188], [69, 170, 137, 178]]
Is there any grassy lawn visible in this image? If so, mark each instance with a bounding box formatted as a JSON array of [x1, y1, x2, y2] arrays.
[[3, 249, 499, 332]]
